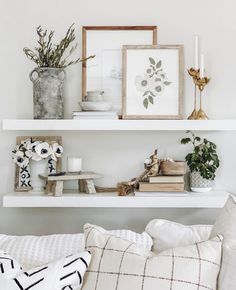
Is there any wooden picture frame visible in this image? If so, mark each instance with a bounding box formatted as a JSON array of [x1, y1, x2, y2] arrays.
[[122, 45, 184, 120], [82, 26, 157, 114], [15, 136, 62, 192]]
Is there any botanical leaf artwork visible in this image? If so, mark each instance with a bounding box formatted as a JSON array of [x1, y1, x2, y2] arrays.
[[135, 57, 172, 109]]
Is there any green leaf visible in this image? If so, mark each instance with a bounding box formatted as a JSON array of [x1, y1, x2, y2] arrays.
[[143, 98, 148, 109], [164, 81, 172, 86], [180, 138, 191, 144], [149, 57, 155, 65], [195, 136, 201, 142], [150, 91, 156, 97], [156, 60, 162, 69], [148, 95, 154, 104], [143, 91, 149, 96]]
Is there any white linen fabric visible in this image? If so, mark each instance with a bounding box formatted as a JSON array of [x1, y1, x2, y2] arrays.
[[0, 250, 91, 290], [0, 230, 152, 270], [82, 224, 223, 290], [146, 219, 212, 252], [210, 195, 236, 290]]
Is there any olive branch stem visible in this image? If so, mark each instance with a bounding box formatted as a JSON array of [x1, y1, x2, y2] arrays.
[[24, 24, 95, 68]]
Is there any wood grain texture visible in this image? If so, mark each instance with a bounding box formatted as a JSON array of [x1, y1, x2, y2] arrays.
[[122, 45, 184, 120], [41, 172, 103, 181], [160, 161, 186, 176], [15, 136, 62, 192], [139, 182, 185, 192], [82, 26, 157, 100]]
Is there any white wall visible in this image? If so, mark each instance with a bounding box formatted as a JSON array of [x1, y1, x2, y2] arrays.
[[0, 0, 236, 235]]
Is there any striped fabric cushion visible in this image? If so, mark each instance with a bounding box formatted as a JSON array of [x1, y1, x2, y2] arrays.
[[82, 224, 223, 290], [0, 231, 152, 270], [0, 250, 91, 290]]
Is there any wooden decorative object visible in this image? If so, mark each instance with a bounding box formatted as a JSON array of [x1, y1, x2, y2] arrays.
[[160, 161, 186, 176], [40, 172, 103, 196], [117, 149, 161, 196], [82, 26, 157, 115], [15, 136, 62, 192]]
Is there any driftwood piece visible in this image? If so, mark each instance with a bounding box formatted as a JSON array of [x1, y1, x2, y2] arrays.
[[85, 180, 96, 194]]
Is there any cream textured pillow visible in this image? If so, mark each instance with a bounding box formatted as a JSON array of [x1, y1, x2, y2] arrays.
[[0, 231, 152, 270], [210, 195, 236, 290], [0, 250, 91, 290], [0, 234, 85, 270], [146, 219, 212, 253], [82, 224, 223, 290]]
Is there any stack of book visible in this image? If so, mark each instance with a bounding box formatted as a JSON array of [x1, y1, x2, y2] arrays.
[[73, 111, 119, 120], [135, 175, 187, 197]]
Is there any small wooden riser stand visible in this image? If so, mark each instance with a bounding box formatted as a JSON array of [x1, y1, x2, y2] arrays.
[[40, 172, 103, 197]]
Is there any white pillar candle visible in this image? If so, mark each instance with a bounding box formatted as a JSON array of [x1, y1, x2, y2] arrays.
[[194, 35, 199, 69], [67, 157, 82, 172], [200, 54, 205, 78]]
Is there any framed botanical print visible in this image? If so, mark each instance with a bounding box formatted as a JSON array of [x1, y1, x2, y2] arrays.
[[82, 26, 157, 114], [122, 45, 184, 119]]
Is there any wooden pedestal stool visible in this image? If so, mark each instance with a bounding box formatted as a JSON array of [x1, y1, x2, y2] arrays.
[[39, 172, 103, 196]]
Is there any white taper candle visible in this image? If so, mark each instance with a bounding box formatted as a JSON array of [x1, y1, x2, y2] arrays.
[[200, 54, 205, 78], [195, 36, 199, 69]]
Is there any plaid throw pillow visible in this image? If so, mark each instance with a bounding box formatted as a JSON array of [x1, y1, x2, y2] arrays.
[[82, 224, 223, 290]]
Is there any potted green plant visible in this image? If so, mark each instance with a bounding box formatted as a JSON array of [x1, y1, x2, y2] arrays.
[[181, 131, 220, 192], [24, 24, 94, 119]]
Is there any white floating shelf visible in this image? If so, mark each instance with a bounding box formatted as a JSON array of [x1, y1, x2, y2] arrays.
[[2, 191, 229, 208], [2, 119, 236, 131]]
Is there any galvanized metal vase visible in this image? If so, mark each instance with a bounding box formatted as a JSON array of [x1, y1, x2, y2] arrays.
[[30, 67, 66, 119]]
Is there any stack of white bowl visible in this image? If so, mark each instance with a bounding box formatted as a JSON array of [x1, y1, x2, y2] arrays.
[[79, 91, 112, 111]]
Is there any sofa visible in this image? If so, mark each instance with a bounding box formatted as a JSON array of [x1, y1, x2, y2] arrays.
[[0, 195, 235, 290]]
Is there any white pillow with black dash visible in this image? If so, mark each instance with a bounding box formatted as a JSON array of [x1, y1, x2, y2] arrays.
[[0, 250, 91, 290]]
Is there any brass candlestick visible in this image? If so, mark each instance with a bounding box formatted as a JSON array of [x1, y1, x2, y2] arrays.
[[187, 68, 200, 120], [195, 77, 210, 120]]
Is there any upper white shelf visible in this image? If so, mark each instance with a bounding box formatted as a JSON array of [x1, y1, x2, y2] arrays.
[[2, 119, 236, 131], [2, 190, 229, 208]]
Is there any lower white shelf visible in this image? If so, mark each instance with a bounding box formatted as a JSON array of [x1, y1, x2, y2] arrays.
[[2, 190, 229, 208]]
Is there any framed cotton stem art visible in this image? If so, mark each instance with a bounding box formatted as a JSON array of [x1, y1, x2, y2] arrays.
[[82, 26, 157, 115], [13, 136, 62, 192], [122, 45, 184, 119]]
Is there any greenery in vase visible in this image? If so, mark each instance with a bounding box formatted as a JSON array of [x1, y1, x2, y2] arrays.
[[23, 24, 94, 68], [181, 131, 220, 180]]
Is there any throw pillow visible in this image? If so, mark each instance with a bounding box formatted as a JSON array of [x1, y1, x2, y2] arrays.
[[0, 250, 91, 290], [146, 219, 212, 252], [0, 231, 152, 270], [82, 224, 222, 290], [210, 194, 236, 290]]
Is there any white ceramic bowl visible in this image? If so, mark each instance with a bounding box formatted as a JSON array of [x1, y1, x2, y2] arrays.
[[79, 101, 112, 111]]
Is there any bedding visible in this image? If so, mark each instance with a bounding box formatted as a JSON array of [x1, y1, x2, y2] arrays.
[[81, 224, 223, 290], [146, 219, 212, 252], [210, 195, 236, 290], [0, 250, 91, 290], [0, 230, 152, 270]]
